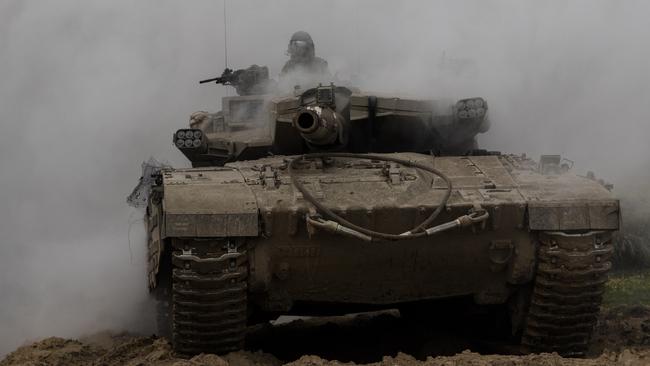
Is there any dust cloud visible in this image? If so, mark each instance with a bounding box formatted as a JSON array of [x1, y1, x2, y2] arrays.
[[1, 0, 649, 357]]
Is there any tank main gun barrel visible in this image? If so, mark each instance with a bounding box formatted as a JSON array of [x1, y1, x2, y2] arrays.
[[293, 106, 346, 147]]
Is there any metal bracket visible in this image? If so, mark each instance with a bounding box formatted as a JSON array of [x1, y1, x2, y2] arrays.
[[385, 163, 402, 185], [488, 240, 514, 272], [260, 165, 280, 189], [538, 155, 570, 175]]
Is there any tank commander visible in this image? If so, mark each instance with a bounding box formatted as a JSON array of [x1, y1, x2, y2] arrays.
[[280, 31, 330, 78], [201, 31, 330, 95]]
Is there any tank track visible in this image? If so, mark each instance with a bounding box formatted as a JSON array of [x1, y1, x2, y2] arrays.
[[170, 238, 249, 355], [521, 231, 613, 357], [153, 252, 172, 340]]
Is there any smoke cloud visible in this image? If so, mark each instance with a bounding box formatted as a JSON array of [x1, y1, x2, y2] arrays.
[[1, 0, 649, 356]]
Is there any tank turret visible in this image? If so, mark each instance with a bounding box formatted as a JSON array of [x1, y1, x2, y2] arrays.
[[174, 81, 491, 167]]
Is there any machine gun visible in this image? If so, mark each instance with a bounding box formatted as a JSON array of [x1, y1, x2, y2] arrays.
[[199, 68, 238, 85], [199, 65, 272, 96]]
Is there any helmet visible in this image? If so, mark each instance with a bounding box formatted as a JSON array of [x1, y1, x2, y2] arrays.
[[287, 31, 315, 60]]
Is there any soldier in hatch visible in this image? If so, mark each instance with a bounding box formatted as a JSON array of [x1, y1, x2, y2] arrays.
[[201, 31, 330, 95], [279, 31, 330, 87], [281, 31, 329, 76]]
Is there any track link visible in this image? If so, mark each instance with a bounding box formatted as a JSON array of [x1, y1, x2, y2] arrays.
[[170, 238, 248, 355], [521, 231, 613, 357]]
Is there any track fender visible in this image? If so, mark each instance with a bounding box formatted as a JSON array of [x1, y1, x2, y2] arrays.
[[162, 169, 259, 237], [527, 200, 619, 231]]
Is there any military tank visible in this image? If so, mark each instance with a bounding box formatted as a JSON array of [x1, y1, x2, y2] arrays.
[[136, 77, 618, 357]]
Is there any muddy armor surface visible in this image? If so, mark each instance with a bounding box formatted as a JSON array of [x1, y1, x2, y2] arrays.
[[136, 80, 619, 357]]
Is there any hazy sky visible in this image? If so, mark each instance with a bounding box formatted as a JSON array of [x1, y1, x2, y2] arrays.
[[0, 0, 649, 356]]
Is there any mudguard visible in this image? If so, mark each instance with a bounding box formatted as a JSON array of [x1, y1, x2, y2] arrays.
[[162, 168, 259, 237], [527, 201, 620, 231]]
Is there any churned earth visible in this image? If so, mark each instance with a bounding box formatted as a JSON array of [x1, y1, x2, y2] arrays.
[[2, 304, 650, 366]]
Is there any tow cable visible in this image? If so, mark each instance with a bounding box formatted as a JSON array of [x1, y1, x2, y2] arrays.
[[288, 153, 489, 242]]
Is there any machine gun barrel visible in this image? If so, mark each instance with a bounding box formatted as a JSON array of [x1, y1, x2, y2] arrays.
[[199, 77, 222, 84], [199, 68, 234, 85], [293, 106, 346, 147]]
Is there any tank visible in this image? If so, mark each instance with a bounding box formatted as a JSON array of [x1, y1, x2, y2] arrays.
[[137, 82, 618, 357]]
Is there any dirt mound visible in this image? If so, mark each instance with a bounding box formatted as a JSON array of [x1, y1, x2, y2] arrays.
[[591, 305, 650, 355], [2, 306, 650, 366], [0, 335, 280, 366], [0, 337, 101, 366], [286, 350, 650, 366]]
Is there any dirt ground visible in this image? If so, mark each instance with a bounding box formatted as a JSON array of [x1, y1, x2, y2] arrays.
[[2, 305, 650, 366]]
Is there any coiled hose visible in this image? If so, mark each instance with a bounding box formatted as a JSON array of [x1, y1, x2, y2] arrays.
[[288, 153, 487, 241]]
